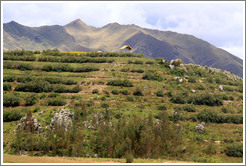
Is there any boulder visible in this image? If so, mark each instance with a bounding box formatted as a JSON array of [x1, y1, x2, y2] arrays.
[[16, 116, 43, 134], [196, 123, 205, 133], [219, 85, 223, 91], [50, 108, 74, 130]]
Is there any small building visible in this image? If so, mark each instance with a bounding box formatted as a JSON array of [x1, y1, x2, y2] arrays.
[[120, 45, 132, 53]]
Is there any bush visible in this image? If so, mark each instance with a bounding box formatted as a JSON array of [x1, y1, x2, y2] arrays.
[[17, 76, 33, 83], [17, 63, 33, 70], [157, 105, 167, 111], [111, 89, 119, 95], [70, 85, 82, 93], [204, 144, 217, 154], [188, 77, 196, 83], [15, 80, 53, 93], [229, 96, 234, 101], [156, 90, 164, 97], [183, 104, 196, 112], [3, 83, 12, 91], [53, 84, 70, 93], [126, 96, 134, 101], [225, 144, 243, 157], [142, 72, 163, 81], [169, 68, 185, 76], [3, 75, 16, 82], [107, 80, 133, 87], [197, 84, 205, 90], [170, 92, 187, 104], [145, 61, 154, 64], [3, 93, 21, 107], [92, 89, 99, 94], [120, 90, 130, 95], [130, 69, 144, 73], [133, 88, 144, 96], [48, 98, 66, 106], [25, 94, 38, 106], [197, 109, 219, 123], [101, 103, 109, 109], [3, 110, 22, 122], [125, 154, 134, 163], [188, 93, 223, 106], [221, 107, 229, 113]]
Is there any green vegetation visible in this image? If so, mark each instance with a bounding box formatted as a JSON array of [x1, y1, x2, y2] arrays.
[[2, 50, 243, 163]]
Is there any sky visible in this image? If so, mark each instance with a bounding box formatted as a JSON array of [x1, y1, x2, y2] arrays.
[[2, 1, 245, 59]]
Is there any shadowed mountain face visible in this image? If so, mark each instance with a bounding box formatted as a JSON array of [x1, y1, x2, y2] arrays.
[[3, 19, 243, 77]]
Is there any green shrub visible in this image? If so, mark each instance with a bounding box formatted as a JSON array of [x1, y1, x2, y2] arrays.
[[3, 75, 16, 82], [197, 109, 219, 123], [145, 61, 154, 64], [133, 88, 144, 96], [156, 90, 164, 97], [170, 92, 187, 104], [70, 85, 82, 93], [197, 84, 205, 90], [130, 69, 144, 73], [125, 154, 134, 163], [188, 93, 223, 106], [183, 104, 196, 112], [111, 89, 119, 95], [169, 68, 185, 76], [121, 68, 130, 72], [25, 94, 38, 106], [107, 79, 133, 87], [229, 96, 234, 101], [17, 63, 33, 70], [142, 72, 163, 81], [126, 96, 134, 101], [221, 107, 229, 113], [204, 144, 217, 154], [101, 103, 109, 109], [15, 80, 53, 93], [92, 89, 99, 94], [3, 83, 12, 91], [157, 105, 167, 111], [53, 84, 70, 93], [188, 77, 196, 83], [225, 144, 243, 157], [17, 76, 33, 83], [48, 98, 66, 106], [3, 110, 22, 122], [3, 93, 21, 107], [121, 90, 130, 95]]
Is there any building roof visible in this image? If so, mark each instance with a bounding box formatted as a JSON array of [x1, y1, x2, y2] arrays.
[[120, 45, 132, 50]]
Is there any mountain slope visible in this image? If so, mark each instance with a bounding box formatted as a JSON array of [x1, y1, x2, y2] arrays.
[[3, 19, 243, 77]]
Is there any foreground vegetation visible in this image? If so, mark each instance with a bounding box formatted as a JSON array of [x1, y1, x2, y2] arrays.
[[3, 49, 243, 163]]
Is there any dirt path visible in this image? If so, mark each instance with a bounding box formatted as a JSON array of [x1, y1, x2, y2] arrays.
[[3, 154, 120, 163]]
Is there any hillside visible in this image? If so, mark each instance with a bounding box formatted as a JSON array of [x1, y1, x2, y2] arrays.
[[3, 50, 243, 163], [3, 19, 243, 77]]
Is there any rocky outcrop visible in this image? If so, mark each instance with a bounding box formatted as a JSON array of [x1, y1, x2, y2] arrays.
[[196, 122, 205, 133], [16, 114, 43, 134], [50, 108, 74, 130]]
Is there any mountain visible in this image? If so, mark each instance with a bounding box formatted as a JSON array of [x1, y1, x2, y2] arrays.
[[3, 19, 243, 77]]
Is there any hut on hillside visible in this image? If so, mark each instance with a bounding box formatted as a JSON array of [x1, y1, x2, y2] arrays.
[[120, 45, 132, 53]]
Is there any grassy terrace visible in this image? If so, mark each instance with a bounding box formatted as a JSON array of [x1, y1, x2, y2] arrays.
[[3, 50, 243, 163]]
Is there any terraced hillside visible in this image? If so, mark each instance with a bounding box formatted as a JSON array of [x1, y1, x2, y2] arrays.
[[3, 49, 243, 163]]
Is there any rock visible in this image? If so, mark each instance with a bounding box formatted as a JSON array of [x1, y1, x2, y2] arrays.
[[179, 78, 183, 83], [16, 116, 43, 134], [196, 123, 205, 133], [50, 108, 74, 131], [191, 89, 196, 93], [219, 85, 223, 91], [169, 64, 175, 69], [201, 122, 206, 126]]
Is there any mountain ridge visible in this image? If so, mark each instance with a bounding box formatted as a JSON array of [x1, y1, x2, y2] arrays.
[[3, 19, 243, 77]]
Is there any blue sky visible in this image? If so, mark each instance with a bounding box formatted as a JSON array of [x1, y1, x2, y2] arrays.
[[2, 1, 245, 59]]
